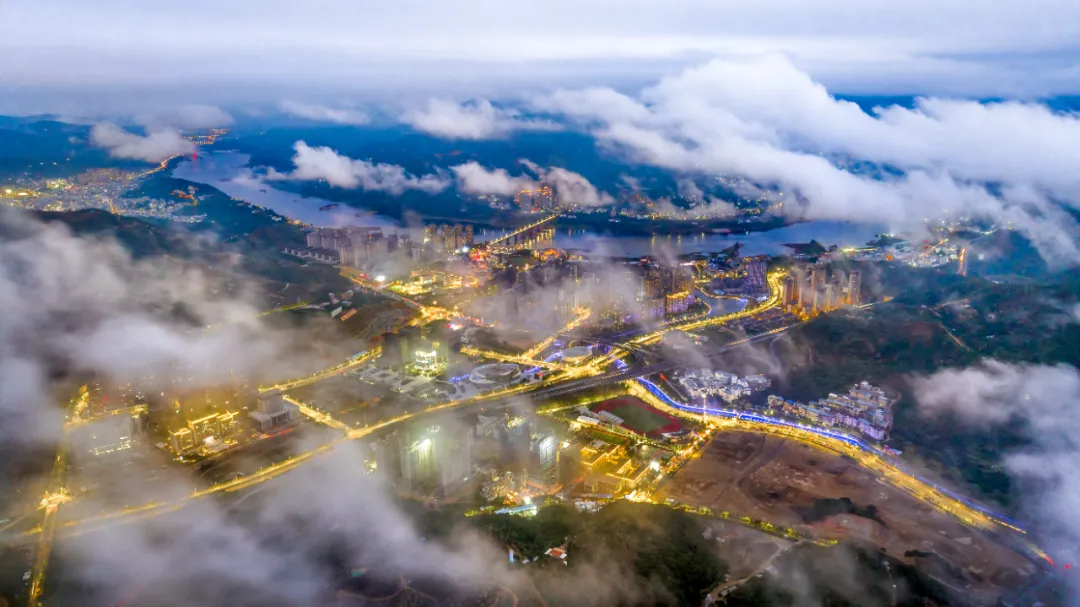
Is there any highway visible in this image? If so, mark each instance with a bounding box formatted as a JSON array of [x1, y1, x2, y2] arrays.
[[628, 375, 1027, 536], [21, 265, 1044, 599], [264, 348, 379, 392], [12, 270, 790, 554]]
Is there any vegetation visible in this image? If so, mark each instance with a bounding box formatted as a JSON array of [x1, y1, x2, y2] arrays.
[[724, 544, 951, 607], [473, 502, 725, 606], [735, 261, 1080, 511]]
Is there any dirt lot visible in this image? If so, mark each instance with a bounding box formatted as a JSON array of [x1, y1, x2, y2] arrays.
[[656, 430, 1037, 604]]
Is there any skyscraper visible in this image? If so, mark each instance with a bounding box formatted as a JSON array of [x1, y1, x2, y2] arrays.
[[809, 266, 826, 314], [515, 189, 534, 210], [745, 258, 767, 293], [847, 271, 862, 306]]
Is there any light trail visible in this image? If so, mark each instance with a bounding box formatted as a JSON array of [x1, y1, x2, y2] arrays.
[[64, 405, 148, 432], [629, 377, 1028, 535], [27, 443, 70, 606], [263, 348, 379, 392], [522, 307, 590, 359]]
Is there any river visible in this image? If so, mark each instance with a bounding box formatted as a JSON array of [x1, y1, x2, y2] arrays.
[[175, 151, 882, 256], [172, 151, 398, 228], [547, 222, 883, 258]]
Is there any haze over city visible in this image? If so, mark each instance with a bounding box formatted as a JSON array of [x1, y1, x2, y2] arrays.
[[1, 1, 1080, 606]]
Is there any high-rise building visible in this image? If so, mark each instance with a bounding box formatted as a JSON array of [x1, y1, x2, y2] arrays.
[[437, 431, 473, 493], [250, 389, 294, 431], [534, 185, 555, 210], [463, 224, 474, 247], [642, 269, 663, 300], [847, 271, 862, 306], [745, 259, 767, 293], [781, 275, 798, 308], [665, 291, 692, 316], [671, 267, 695, 294], [514, 189, 534, 210], [530, 431, 558, 473], [824, 283, 837, 310], [187, 413, 222, 444], [401, 432, 436, 485], [809, 266, 827, 314], [170, 427, 195, 454]]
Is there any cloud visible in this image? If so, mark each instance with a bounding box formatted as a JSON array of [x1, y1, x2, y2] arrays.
[[402, 99, 557, 140], [448, 160, 614, 206], [532, 55, 1080, 261], [89, 123, 195, 161], [270, 141, 451, 194], [279, 100, 369, 125], [520, 160, 615, 207], [61, 439, 517, 606], [151, 104, 234, 129], [650, 197, 738, 220], [450, 161, 535, 196], [5, 0, 1080, 101], [913, 360, 1080, 592], [0, 208, 323, 447]]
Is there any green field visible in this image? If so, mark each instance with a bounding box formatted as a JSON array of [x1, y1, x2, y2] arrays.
[[592, 397, 675, 434]]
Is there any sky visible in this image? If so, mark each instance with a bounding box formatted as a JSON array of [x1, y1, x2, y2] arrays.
[[3, 0, 1080, 114]]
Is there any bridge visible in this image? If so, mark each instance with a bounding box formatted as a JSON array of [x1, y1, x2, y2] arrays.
[[486, 214, 558, 247]]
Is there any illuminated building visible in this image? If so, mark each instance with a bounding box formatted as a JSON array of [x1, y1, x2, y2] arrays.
[[414, 347, 441, 374], [670, 267, 695, 294], [665, 291, 692, 316], [809, 266, 826, 314], [402, 433, 436, 484], [534, 185, 554, 210], [514, 189, 534, 210], [250, 389, 294, 431], [642, 269, 663, 300], [824, 283, 837, 310], [745, 258, 767, 293], [781, 275, 798, 309], [847, 271, 862, 305], [187, 414, 222, 443], [530, 432, 558, 473], [170, 427, 195, 454]]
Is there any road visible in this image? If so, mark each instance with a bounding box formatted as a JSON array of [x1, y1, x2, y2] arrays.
[[19, 267, 1042, 600]]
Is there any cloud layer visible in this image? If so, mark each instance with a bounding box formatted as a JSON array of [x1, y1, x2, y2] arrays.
[[5, 0, 1080, 101], [279, 100, 370, 125], [269, 141, 451, 194], [914, 360, 1080, 591], [90, 123, 195, 162], [528, 55, 1080, 259], [402, 99, 558, 140]]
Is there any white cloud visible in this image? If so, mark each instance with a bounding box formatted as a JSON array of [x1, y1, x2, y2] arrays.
[[271, 141, 451, 194], [402, 99, 556, 140], [5, 1, 1080, 100], [913, 360, 1080, 591], [279, 100, 369, 125], [532, 55, 1080, 260], [519, 160, 615, 207], [90, 123, 195, 162], [450, 161, 535, 196], [448, 160, 613, 206], [134, 104, 234, 130]]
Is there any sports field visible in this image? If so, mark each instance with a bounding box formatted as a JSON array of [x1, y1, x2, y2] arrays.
[[592, 396, 682, 436]]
